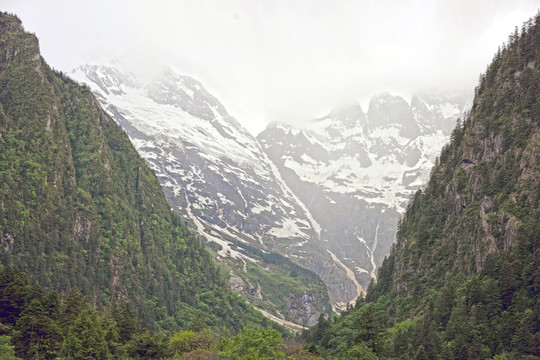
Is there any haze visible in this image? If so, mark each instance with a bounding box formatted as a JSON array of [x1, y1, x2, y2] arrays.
[[3, 0, 539, 134]]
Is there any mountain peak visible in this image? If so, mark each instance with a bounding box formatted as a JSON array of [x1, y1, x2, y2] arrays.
[[325, 101, 366, 128], [145, 70, 229, 121], [0, 11, 23, 33], [369, 91, 406, 104], [367, 92, 420, 138], [362, 14, 539, 357], [72, 60, 336, 324], [72, 64, 139, 95], [265, 120, 296, 131], [411, 92, 471, 135]]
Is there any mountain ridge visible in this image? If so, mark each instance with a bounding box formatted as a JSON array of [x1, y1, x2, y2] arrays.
[[71, 63, 338, 326], [0, 11, 271, 332], [303, 12, 540, 359], [258, 90, 470, 293], [72, 62, 471, 318]]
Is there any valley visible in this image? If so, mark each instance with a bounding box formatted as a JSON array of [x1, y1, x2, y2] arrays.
[[71, 64, 470, 323], [1, 6, 538, 359]]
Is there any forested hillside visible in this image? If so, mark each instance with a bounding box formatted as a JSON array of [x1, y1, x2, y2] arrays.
[[304, 12, 540, 360], [0, 12, 270, 332], [0, 266, 302, 359]]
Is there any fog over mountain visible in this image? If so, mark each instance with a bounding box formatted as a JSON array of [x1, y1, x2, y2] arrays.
[[3, 1, 531, 319], [1, 7, 538, 357], [71, 63, 471, 316], [4, 0, 538, 134]]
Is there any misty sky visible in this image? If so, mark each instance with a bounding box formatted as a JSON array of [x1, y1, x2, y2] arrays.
[[3, 0, 539, 134]]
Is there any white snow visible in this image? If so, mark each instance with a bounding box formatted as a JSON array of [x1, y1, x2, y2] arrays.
[[355, 267, 369, 274], [269, 218, 309, 239], [71, 64, 471, 313], [250, 201, 272, 215], [183, 193, 253, 261], [273, 116, 454, 213], [369, 126, 411, 147], [71, 64, 325, 266], [264, 151, 323, 238], [369, 219, 380, 278], [440, 102, 460, 119]]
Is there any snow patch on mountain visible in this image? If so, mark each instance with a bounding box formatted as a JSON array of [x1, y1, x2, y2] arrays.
[[258, 92, 471, 301], [70, 64, 354, 314], [71, 64, 470, 311]]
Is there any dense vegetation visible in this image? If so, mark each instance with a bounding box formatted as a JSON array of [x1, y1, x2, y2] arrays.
[[0, 12, 272, 332], [303, 12, 540, 359], [0, 266, 322, 359]]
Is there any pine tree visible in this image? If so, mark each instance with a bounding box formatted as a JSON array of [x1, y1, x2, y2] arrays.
[[311, 313, 330, 349], [189, 311, 206, 332], [415, 345, 429, 360], [60, 308, 110, 360], [12, 299, 61, 359], [0, 267, 28, 327], [59, 290, 86, 331], [354, 304, 383, 354], [112, 301, 140, 343], [43, 290, 59, 320], [0, 335, 18, 360]]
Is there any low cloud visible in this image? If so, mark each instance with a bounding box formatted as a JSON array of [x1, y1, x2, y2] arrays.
[[5, 0, 539, 134]]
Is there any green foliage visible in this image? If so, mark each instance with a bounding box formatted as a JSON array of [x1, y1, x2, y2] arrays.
[[127, 331, 166, 359], [340, 343, 379, 360], [0, 11, 267, 332], [60, 308, 110, 359], [0, 266, 317, 359], [304, 11, 540, 360], [203, 227, 332, 325], [0, 335, 19, 360], [221, 327, 285, 360], [12, 299, 62, 359], [170, 330, 203, 355]]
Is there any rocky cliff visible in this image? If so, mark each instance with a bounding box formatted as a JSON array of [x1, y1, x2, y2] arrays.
[[257, 92, 470, 296]]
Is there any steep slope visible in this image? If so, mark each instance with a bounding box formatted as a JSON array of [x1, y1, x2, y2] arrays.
[[305, 13, 540, 359], [371, 18, 539, 310], [70, 65, 337, 324], [257, 92, 469, 294], [0, 12, 270, 331]]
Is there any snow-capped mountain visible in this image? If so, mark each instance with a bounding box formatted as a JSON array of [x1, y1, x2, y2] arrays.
[[72, 65, 300, 246], [70, 64, 470, 317], [70, 65, 358, 323], [257, 93, 470, 291]]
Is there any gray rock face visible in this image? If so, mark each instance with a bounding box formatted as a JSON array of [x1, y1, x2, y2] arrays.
[[283, 291, 321, 327], [257, 93, 471, 294], [70, 64, 344, 322], [73, 65, 304, 246], [367, 93, 420, 138], [411, 93, 471, 135]]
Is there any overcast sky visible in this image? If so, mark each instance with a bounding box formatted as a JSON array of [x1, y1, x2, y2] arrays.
[[3, 0, 539, 134]]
